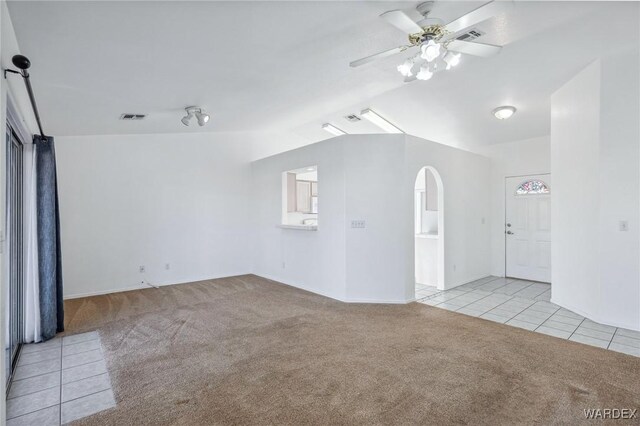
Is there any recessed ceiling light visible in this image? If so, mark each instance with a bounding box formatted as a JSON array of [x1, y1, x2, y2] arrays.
[[492, 106, 516, 120], [306, 167, 315, 171], [322, 123, 346, 136], [360, 109, 403, 134]]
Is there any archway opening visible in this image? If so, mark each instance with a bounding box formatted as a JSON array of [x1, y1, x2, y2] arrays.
[[414, 166, 444, 300]]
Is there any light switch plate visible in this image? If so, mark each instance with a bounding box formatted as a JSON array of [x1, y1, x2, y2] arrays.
[[351, 220, 366, 229], [619, 220, 629, 232]]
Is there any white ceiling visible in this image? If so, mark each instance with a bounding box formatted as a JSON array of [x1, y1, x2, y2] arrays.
[[6, 1, 639, 150]]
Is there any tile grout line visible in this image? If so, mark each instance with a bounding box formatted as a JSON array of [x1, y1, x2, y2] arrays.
[[607, 327, 619, 349], [63, 370, 109, 386], [441, 290, 502, 310], [16, 354, 62, 368], [59, 337, 64, 426], [505, 281, 537, 297], [567, 318, 586, 340], [532, 307, 562, 331], [10, 362, 100, 386], [421, 276, 504, 300], [6, 400, 60, 421], [6, 382, 60, 401], [61, 383, 112, 406], [62, 354, 105, 372], [61, 341, 102, 356], [486, 296, 535, 322]]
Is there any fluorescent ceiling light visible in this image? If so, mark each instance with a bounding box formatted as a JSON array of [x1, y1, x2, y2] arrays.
[[360, 109, 403, 134], [322, 123, 346, 136], [492, 106, 517, 120]]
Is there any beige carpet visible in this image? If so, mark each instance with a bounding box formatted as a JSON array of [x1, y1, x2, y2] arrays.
[[64, 275, 640, 425]]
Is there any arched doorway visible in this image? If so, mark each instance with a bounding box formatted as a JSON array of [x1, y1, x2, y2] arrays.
[[414, 166, 444, 299]]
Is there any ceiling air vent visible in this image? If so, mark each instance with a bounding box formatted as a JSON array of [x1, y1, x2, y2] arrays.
[[456, 28, 485, 42], [345, 114, 361, 123], [120, 113, 146, 120]]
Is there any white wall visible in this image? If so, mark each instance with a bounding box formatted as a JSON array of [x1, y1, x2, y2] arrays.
[[405, 136, 491, 298], [251, 134, 492, 303], [343, 135, 408, 302], [251, 137, 347, 300], [597, 50, 640, 330], [551, 51, 640, 331], [477, 136, 551, 276], [551, 62, 600, 318], [56, 133, 254, 298]]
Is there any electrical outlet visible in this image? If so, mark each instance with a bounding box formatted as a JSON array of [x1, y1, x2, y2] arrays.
[[351, 220, 366, 229], [165, 263, 170, 270], [282, 262, 286, 269], [481, 217, 486, 225], [139, 265, 145, 273], [619, 220, 629, 232]]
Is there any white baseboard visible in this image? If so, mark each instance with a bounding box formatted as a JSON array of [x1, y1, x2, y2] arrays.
[[63, 272, 251, 300], [64, 284, 149, 300], [256, 273, 346, 302], [343, 298, 413, 304], [445, 273, 492, 290], [255, 274, 414, 304]]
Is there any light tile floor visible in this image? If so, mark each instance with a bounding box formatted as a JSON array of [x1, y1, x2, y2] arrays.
[[416, 277, 640, 358], [7, 331, 116, 425]]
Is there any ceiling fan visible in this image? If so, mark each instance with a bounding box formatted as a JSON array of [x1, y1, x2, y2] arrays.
[[350, 1, 513, 82]]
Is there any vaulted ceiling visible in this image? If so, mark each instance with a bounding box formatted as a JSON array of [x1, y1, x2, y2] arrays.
[[6, 1, 639, 151]]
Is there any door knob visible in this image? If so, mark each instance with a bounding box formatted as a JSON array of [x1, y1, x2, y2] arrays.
[[506, 230, 514, 235], [506, 223, 512, 227]]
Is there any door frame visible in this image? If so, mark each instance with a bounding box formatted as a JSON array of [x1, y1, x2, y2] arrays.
[[504, 172, 551, 280]]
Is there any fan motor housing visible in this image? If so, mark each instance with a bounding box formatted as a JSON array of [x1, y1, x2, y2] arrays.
[[408, 25, 448, 46]]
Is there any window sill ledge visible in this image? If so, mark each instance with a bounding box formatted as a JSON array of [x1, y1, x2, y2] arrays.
[[278, 224, 318, 231], [415, 233, 438, 239]]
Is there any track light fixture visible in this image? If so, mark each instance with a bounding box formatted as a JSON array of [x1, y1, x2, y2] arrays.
[[181, 106, 210, 127]]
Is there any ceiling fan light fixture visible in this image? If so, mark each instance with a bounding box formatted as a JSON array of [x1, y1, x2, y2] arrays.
[[444, 51, 461, 69], [322, 123, 347, 136], [360, 108, 403, 134], [420, 40, 441, 62], [397, 59, 414, 77], [416, 65, 433, 81], [493, 106, 517, 120]]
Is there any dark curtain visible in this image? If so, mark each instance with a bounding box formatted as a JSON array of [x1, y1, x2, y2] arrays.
[[34, 135, 64, 340]]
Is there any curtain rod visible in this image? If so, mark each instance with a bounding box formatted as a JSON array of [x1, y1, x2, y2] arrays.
[[4, 55, 47, 139]]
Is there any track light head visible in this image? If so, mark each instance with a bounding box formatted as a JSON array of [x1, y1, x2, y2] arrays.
[[196, 111, 210, 126], [181, 106, 210, 127], [181, 111, 194, 126]]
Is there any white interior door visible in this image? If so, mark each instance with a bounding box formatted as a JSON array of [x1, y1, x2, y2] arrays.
[[505, 174, 551, 282]]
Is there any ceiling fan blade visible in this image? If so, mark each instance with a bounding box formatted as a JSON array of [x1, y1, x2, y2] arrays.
[[349, 46, 409, 68], [446, 40, 502, 57], [444, 1, 513, 35], [380, 10, 423, 34]]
